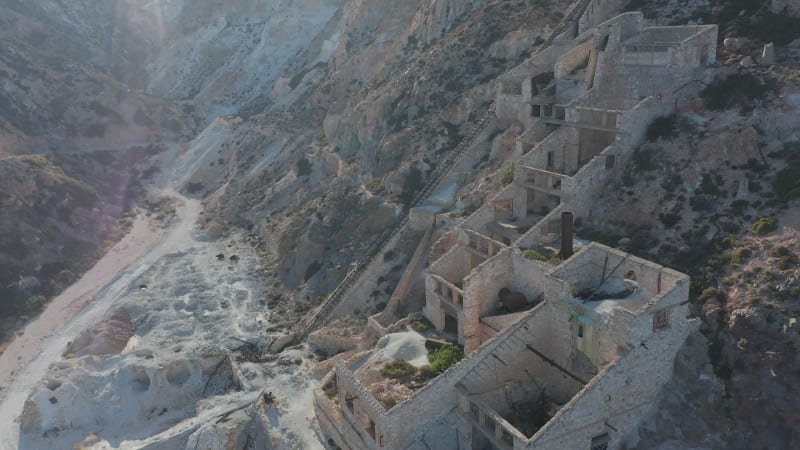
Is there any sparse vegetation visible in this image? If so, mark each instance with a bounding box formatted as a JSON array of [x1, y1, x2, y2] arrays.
[[772, 143, 800, 203], [645, 115, 677, 142], [380, 359, 416, 379], [726, 12, 800, 46], [428, 343, 464, 373], [499, 162, 515, 185], [522, 248, 559, 264], [399, 165, 424, 206], [700, 74, 771, 111], [304, 261, 322, 281], [296, 157, 312, 176], [632, 144, 657, 172], [752, 217, 777, 235], [408, 315, 433, 332]]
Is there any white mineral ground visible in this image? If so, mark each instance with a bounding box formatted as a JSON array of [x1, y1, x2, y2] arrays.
[[0, 140, 322, 449]]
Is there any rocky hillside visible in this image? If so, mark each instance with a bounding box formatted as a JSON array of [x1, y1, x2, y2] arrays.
[[181, 0, 571, 323], [0, 0, 573, 346], [555, 1, 800, 448], [0, 149, 156, 319]]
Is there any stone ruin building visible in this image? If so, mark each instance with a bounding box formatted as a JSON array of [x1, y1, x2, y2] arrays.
[[314, 8, 717, 450]]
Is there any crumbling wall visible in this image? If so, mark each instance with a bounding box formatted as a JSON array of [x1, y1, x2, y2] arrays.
[[461, 303, 584, 417], [378, 305, 551, 450], [517, 126, 579, 174], [577, 0, 630, 34], [496, 48, 555, 127], [462, 250, 515, 351], [524, 315, 698, 450], [335, 362, 387, 449], [516, 205, 564, 248], [564, 96, 671, 218]]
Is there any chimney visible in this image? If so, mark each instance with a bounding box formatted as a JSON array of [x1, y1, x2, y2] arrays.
[[560, 211, 574, 260]]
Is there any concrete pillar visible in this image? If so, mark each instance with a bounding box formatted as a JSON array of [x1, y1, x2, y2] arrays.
[[560, 211, 574, 259]]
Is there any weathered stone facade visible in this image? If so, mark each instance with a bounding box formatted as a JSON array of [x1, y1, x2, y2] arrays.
[[314, 8, 717, 450]]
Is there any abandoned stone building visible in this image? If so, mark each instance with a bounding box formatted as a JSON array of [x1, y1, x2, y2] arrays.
[[314, 8, 717, 450]]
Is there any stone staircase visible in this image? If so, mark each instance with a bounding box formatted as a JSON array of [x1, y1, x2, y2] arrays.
[[270, 0, 595, 352]]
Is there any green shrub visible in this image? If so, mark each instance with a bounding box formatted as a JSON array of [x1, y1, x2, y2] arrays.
[[699, 174, 720, 196], [380, 359, 416, 379], [323, 386, 337, 399], [658, 212, 681, 228], [415, 365, 437, 380], [522, 248, 559, 264], [499, 162, 515, 185], [752, 217, 777, 235], [774, 155, 800, 202], [727, 247, 752, 265], [304, 261, 322, 281], [428, 343, 464, 373], [729, 199, 749, 216], [25, 295, 47, 312], [768, 246, 790, 258], [645, 115, 677, 142], [408, 315, 433, 332], [296, 158, 312, 176], [727, 13, 800, 46], [399, 166, 424, 206], [365, 178, 385, 195], [777, 256, 797, 270], [289, 67, 312, 90], [632, 145, 657, 172], [700, 74, 771, 111]]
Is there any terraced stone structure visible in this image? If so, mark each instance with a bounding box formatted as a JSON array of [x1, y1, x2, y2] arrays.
[[314, 7, 717, 450]]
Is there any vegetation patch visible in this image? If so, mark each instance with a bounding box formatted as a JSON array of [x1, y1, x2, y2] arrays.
[[632, 144, 657, 172], [700, 74, 771, 111], [768, 246, 790, 258], [428, 343, 464, 373], [499, 162, 515, 185], [304, 261, 322, 281], [296, 157, 312, 176], [772, 143, 800, 203], [399, 165, 424, 206], [380, 359, 416, 380], [522, 248, 559, 264], [752, 217, 777, 235], [408, 315, 433, 332], [646, 115, 678, 142], [727, 12, 800, 46]]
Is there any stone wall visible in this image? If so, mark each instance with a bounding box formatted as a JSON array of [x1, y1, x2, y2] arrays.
[[516, 205, 564, 248], [384, 227, 432, 315], [460, 303, 586, 416], [307, 331, 362, 355], [525, 315, 698, 449], [564, 96, 672, 218], [578, 0, 629, 34], [334, 362, 386, 449], [378, 306, 549, 450], [463, 250, 515, 351], [496, 48, 555, 128]]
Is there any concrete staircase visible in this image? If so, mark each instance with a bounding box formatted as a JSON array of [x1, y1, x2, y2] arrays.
[[270, 0, 594, 353]]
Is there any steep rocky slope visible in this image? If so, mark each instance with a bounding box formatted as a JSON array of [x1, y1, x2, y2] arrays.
[[0, 35, 191, 157], [551, 2, 800, 447], [201, 0, 571, 318], [0, 149, 156, 320]]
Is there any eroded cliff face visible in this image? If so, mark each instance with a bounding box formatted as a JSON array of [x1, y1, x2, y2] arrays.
[[177, 0, 569, 305]]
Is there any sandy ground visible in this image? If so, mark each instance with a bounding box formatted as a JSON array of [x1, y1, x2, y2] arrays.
[[0, 193, 196, 450]]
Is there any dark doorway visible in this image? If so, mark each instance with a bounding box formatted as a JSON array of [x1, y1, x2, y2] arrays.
[[444, 312, 458, 334]]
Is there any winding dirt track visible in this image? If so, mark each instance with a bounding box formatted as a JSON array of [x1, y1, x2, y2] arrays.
[[0, 192, 200, 450]]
